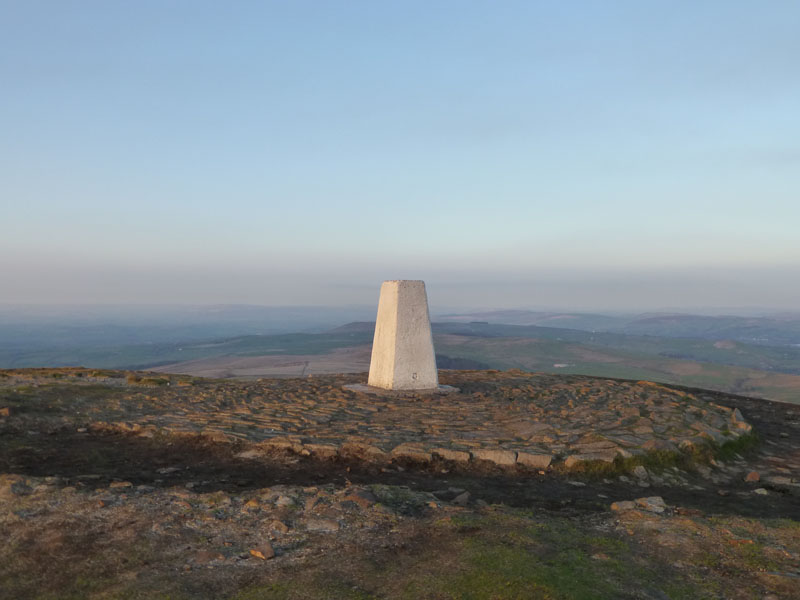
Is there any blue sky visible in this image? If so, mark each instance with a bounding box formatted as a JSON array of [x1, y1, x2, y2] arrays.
[[2, 1, 799, 309]]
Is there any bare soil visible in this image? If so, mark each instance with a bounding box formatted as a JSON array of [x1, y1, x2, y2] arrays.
[[1, 372, 799, 599]]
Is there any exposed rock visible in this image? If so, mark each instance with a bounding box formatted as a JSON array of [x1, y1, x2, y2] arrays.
[[432, 488, 466, 502], [452, 491, 470, 506], [564, 451, 616, 468], [391, 443, 432, 463], [516, 452, 552, 469], [505, 421, 554, 440], [235, 449, 264, 460], [610, 500, 637, 512], [269, 520, 290, 534], [249, 543, 275, 560], [731, 408, 752, 433], [633, 466, 649, 480], [343, 488, 377, 509], [635, 496, 667, 513], [642, 439, 678, 452], [274, 495, 295, 507], [471, 449, 517, 466], [305, 443, 339, 459], [744, 471, 760, 483], [432, 448, 471, 463]]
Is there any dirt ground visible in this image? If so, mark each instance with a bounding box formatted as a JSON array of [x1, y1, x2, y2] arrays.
[[1, 371, 799, 599]]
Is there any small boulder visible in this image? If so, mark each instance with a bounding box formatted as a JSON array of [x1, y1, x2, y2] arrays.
[[634, 496, 667, 513], [470, 449, 517, 466], [452, 491, 470, 506], [274, 495, 294, 507], [516, 452, 552, 469], [432, 448, 471, 463], [744, 471, 760, 483], [249, 543, 275, 560], [610, 500, 637, 512]]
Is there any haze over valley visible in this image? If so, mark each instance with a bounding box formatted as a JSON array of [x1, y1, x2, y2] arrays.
[[3, 304, 799, 404]]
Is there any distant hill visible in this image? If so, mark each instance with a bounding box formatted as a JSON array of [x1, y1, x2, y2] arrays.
[[3, 307, 800, 403], [440, 310, 800, 346]]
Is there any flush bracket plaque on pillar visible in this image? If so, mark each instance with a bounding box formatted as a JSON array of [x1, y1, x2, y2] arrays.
[[345, 280, 458, 396]]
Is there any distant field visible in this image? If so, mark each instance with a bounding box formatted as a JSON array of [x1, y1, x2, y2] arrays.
[[3, 311, 800, 404], [431, 334, 800, 404], [151, 326, 800, 405]]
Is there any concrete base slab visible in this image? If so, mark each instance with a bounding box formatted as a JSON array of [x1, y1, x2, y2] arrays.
[[343, 383, 459, 397]]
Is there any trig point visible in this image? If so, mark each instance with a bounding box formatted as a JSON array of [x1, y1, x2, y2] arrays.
[[369, 280, 438, 390], [347, 280, 456, 394]]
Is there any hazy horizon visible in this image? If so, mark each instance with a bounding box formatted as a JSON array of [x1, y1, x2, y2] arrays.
[[3, 2, 798, 310]]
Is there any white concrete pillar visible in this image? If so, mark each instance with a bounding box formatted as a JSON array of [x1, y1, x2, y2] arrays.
[[367, 280, 438, 390]]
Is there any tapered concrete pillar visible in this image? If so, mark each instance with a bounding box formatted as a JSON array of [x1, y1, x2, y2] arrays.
[[367, 280, 438, 390]]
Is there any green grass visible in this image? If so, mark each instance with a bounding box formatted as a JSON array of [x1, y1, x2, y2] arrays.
[[551, 432, 761, 479], [411, 512, 673, 600]]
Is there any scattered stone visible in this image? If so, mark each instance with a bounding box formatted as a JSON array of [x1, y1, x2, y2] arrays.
[[753, 488, 769, 496], [744, 471, 760, 483], [633, 466, 649, 480], [249, 544, 275, 560], [108, 481, 133, 489], [610, 501, 637, 512], [0, 407, 10, 417]]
